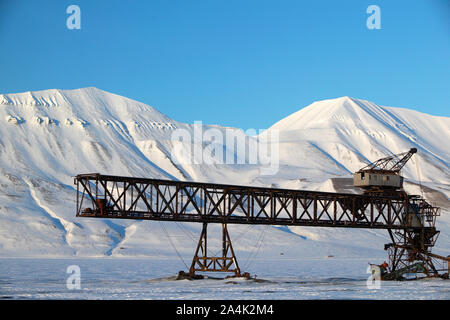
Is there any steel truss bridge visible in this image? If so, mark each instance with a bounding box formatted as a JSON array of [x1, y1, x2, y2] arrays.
[[75, 173, 449, 279]]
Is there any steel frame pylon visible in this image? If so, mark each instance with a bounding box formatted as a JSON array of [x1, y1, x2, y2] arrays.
[[189, 223, 242, 277], [386, 228, 440, 278]]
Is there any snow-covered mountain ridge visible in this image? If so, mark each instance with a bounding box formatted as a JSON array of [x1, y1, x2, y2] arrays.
[[0, 87, 448, 259]]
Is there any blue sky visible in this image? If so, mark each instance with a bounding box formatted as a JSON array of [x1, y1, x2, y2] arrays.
[[0, 0, 449, 129]]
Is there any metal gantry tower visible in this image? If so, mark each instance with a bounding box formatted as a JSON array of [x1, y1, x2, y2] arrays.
[[75, 152, 449, 280]]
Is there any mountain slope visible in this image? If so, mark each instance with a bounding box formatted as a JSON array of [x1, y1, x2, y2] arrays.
[[0, 88, 448, 259], [267, 96, 449, 187]]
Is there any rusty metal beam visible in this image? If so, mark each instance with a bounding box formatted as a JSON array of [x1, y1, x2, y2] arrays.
[[74, 173, 435, 231]]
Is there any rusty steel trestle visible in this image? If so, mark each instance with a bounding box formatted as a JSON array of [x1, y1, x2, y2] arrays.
[[74, 173, 445, 278]]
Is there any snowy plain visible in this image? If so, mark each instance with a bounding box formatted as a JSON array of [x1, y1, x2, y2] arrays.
[[1, 257, 449, 300]]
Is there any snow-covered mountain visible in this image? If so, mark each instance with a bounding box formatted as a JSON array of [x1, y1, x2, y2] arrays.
[[268, 96, 449, 186], [0, 87, 448, 260]]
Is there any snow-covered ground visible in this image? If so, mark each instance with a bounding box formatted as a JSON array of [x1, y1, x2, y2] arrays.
[[0, 87, 448, 299], [1, 257, 449, 300]]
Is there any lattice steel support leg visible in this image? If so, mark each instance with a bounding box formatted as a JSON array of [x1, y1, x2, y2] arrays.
[[189, 223, 242, 277], [386, 228, 441, 278]]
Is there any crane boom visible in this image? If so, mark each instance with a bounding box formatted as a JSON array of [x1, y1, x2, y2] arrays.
[[354, 148, 418, 195], [359, 148, 417, 173]]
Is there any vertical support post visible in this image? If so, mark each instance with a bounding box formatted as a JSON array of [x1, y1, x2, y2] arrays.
[[76, 178, 79, 216], [222, 223, 241, 277], [333, 198, 336, 225], [388, 200, 392, 225], [123, 182, 126, 217], [190, 222, 208, 277], [313, 196, 317, 223], [293, 196, 297, 224], [370, 200, 373, 226]]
